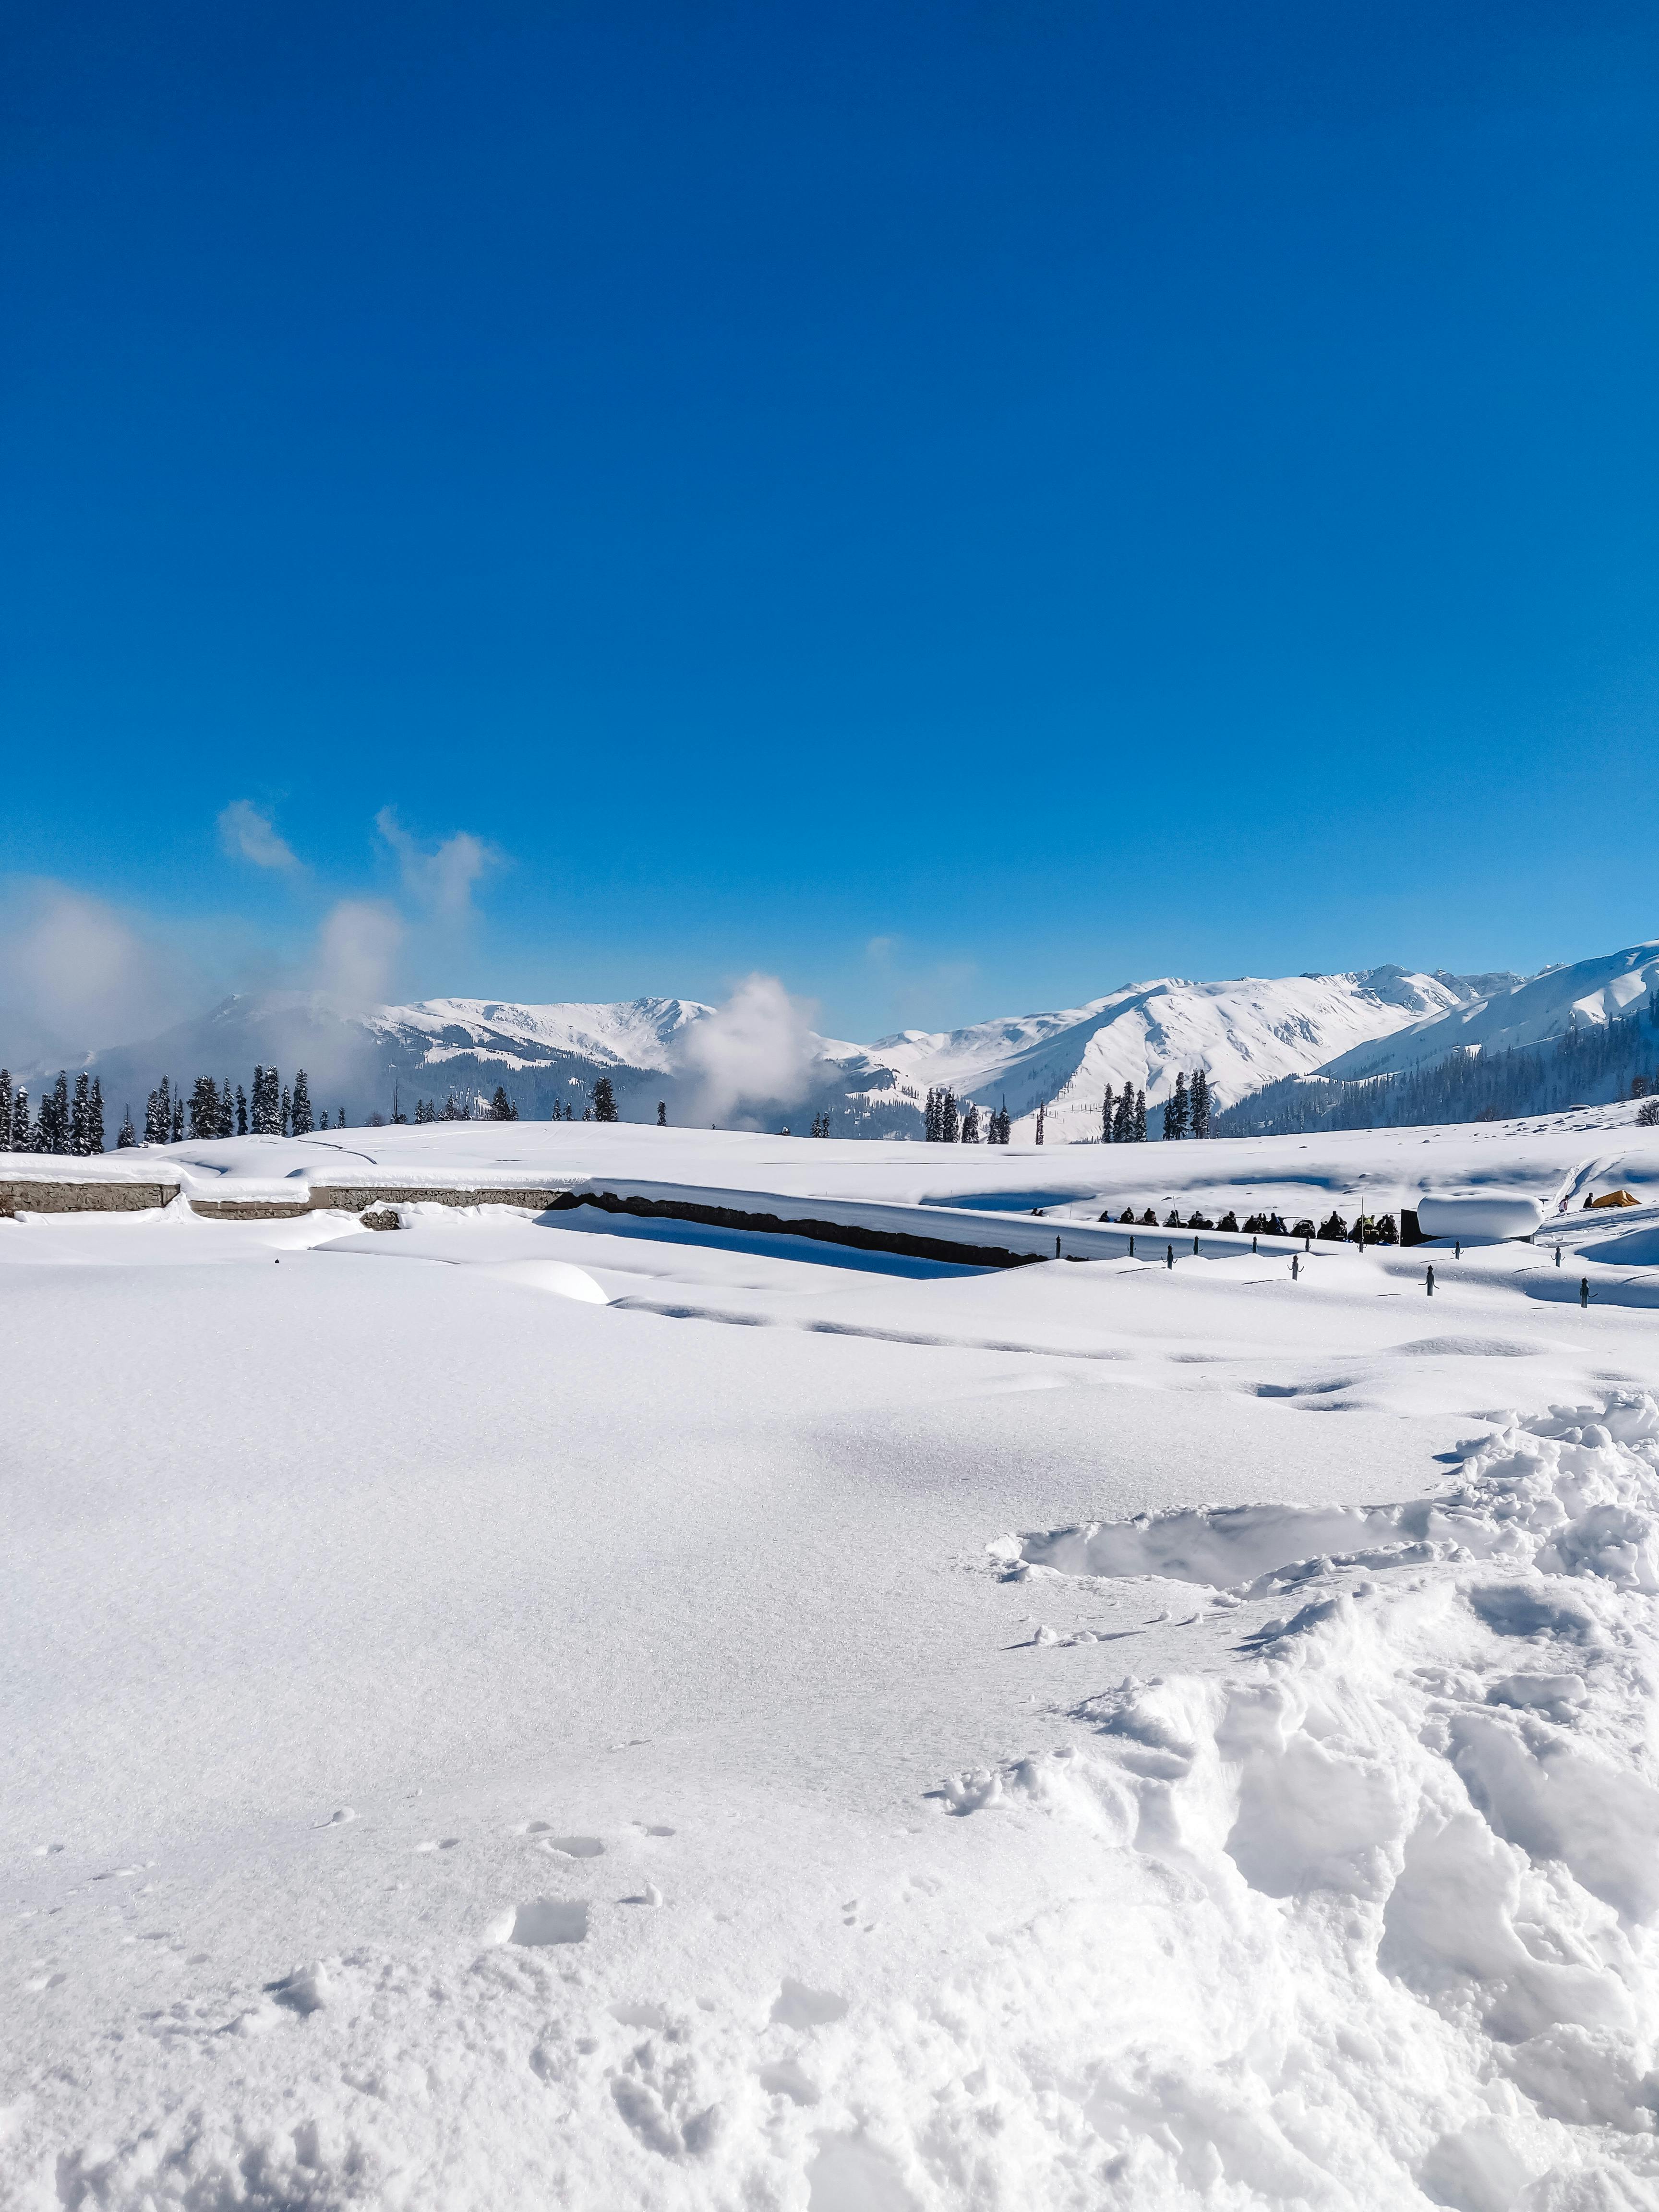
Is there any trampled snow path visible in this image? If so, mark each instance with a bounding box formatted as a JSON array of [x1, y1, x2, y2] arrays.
[[956, 1396, 1659, 2205]]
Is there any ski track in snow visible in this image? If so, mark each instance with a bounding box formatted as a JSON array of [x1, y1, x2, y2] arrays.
[[7, 1124, 1659, 2208]]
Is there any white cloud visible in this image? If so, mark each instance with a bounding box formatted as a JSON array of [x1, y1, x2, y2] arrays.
[[682, 974, 819, 1124], [218, 799, 300, 872], [315, 900, 405, 1008], [0, 880, 208, 1070], [375, 809, 499, 919]]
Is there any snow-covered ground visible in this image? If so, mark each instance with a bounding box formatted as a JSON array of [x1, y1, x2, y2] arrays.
[[7, 1116, 1659, 2209]]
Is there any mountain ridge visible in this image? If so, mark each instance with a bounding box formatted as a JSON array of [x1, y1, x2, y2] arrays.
[[10, 956, 1597, 1137]]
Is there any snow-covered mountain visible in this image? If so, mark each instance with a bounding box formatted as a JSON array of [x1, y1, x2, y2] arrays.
[[1315, 940, 1659, 1082], [20, 961, 1523, 1136], [870, 965, 1471, 1140]]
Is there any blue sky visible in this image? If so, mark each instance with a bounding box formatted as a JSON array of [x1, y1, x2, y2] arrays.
[[4, 0, 1659, 1051]]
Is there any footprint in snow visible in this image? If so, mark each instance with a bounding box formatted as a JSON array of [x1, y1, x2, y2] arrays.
[[539, 1835, 604, 1859], [414, 1839, 462, 1852], [770, 1978, 848, 2029], [494, 1898, 589, 1947]]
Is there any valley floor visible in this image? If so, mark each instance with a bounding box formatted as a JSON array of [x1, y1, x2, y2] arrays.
[[6, 1119, 1659, 2209]]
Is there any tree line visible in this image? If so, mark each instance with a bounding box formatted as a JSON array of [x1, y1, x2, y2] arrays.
[[1213, 991, 1659, 1140], [921, 1087, 1014, 1143], [1101, 1202, 1401, 1243], [0, 1070, 105, 1155]]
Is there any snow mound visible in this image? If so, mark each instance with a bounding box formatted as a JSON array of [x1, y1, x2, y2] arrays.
[[994, 1392, 1659, 1594], [952, 1393, 1659, 2202]]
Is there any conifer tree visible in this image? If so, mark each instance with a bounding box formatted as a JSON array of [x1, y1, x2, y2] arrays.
[[1191, 1068, 1211, 1139], [962, 1101, 981, 1142], [1112, 1085, 1134, 1142], [71, 1071, 91, 1155], [1133, 1089, 1147, 1141], [0, 1069, 11, 1152], [1165, 1070, 1190, 1140], [45, 1071, 70, 1154], [923, 1087, 938, 1142], [290, 1070, 314, 1135], [236, 1084, 248, 1136], [88, 1078, 104, 1154], [592, 1076, 618, 1122], [189, 1076, 219, 1141], [490, 1084, 515, 1121], [1035, 1101, 1046, 1146], [117, 1104, 136, 1148], [942, 1089, 959, 1143], [171, 1088, 184, 1142], [657, 1100, 667, 1127], [1101, 1085, 1114, 1142], [280, 1085, 292, 1138], [218, 1079, 235, 1137], [11, 1086, 29, 1151]]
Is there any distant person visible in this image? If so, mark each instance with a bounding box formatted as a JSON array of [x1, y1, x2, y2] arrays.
[[1426, 1265, 1434, 1298], [1581, 1276, 1590, 1309]]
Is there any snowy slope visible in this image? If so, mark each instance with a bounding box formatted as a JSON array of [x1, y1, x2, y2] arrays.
[[1317, 939, 1659, 1081], [8, 1116, 1659, 2208], [877, 965, 1468, 1141]]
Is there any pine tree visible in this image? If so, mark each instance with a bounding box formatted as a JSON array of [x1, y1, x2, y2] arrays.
[[88, 1078, 105, 1154], [962, 1101, 981, 1143], [42, 1071, 70, 1154], [1112, 1085, 1133, 1142], [171, 1090, 184, 1142], [236, 1084, 248, 1136], [1133, 1089, 1147, 1142], [218, 1079, 235, 1137], [592, 1076, 618, 1122], [0, 1069, 11, 1152], [251, 1066, 281, 1136], [11, 1086, 30, 1151], [1035, 1101, 1046, 1146], [923, 1087, 938, 1142], [1164, 1070, 1189, 1140], [117, 1104, 136, 1148], [189, 1076, 219, 1141], [657, 1100, 667, 1127], [280, 1086, 292, 1138], [1191, 1068, 1210, 1140], [291, 1070, 313, 1135], [490, 1084, 516, 1121], [71, 1071, 91, 1155], [1101, 1085, 1114, 1142], [942, 1089, 960, 1143]]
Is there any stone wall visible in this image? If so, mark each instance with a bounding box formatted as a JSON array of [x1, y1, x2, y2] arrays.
[[0, 1180, 180, 1217]]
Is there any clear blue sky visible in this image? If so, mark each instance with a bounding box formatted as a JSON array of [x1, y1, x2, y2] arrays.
[[4, 0, 1659, 1044]]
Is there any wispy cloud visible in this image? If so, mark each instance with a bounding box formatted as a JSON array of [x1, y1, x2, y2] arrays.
[[375, 809, 500, 919], [682, 973, 819, 1124], [0, 879, 210, 1069], [218, 799, 301, 872], [314, 900, 406, 1008]]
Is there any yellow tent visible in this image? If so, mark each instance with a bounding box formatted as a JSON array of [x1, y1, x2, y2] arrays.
[[1588, 1189, 1640, 1209]]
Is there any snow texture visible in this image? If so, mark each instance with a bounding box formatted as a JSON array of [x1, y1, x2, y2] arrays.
[[7, 1117, 1659, 2209]]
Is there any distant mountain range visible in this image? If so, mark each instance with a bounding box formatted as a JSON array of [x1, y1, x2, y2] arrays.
[[13, 940, 1657, 1138]]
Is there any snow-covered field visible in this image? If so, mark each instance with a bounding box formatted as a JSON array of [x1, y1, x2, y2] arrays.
[[8, 1116, 1659, 2209]]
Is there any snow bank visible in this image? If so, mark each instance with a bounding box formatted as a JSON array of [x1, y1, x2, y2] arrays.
[[1419, 1194, 1547, 1242], [960, 1394, 1659, 2203]]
